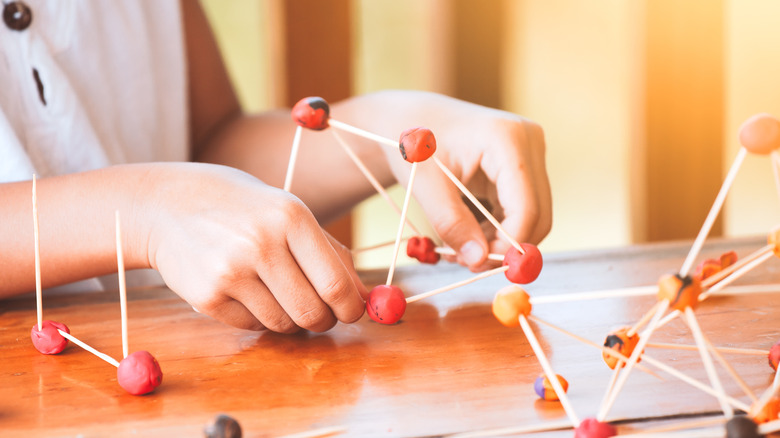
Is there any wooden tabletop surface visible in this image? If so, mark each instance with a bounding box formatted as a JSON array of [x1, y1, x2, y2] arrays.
[[2, 236, 780, 437]]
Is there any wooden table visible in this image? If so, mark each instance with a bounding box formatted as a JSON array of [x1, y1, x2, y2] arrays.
[[2, 237, 780, 437]]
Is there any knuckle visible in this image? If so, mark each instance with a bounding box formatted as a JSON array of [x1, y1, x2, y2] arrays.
[[294, 305, 335, 332], [319, 274, 353, 305], [264, 313, 299, 334]]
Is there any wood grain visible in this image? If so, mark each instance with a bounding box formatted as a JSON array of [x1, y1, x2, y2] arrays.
[[1, 237, 779, 437]]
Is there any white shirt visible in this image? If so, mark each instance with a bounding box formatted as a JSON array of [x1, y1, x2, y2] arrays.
[[0, 0, 189, 290]]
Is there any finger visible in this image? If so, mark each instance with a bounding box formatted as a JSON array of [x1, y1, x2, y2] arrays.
[[267, 211, 365, 328], [399, 159, 489, 270], [481, 120, 551, 251], [323, 230, 369, 300], [197, 296, 267, 332], [226, 278, 300, 333]]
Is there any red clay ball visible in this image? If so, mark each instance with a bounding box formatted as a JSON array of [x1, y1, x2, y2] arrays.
[[738, 113, 780, 155], [406, 236, 440, 264], [399, 127, 437, 163], [291, 96, 330, 130], [769, 340, 780, 371], [574, 418, 617, 438], [502, 243, 543, 284], [31, 320, 70, 355], [117, 350, 163, 395], [366, 285, 407, 325]]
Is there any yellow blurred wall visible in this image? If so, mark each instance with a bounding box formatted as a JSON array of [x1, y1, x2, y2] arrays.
[[203, 0, 780, 262]]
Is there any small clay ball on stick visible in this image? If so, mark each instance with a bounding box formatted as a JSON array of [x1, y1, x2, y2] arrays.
[[492, 285, 532, 328], [291, 96, 330, 131], [574, 418, 617, 438], [502, 243, 543, 285], [738, 113, 780, 155], [406, 236, 440, 264], [366, 285, 407, 325], [533, 374, 568, 401], [117, 350, 163, 395], [31, 320, 70, 355], [398, 127, 437, 163]]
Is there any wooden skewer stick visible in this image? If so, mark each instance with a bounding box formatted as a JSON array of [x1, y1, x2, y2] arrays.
[[386, 163, 418, 286], [57, 329, 120, 367], [600, 366, 623, 410], [283, 126, 303, 192], [406, 265, 509, 304], [434, 246, 505, 262], [701, 244, 773, 289], [758, 418, 780, 437], [628, 301, 662, 337], [679, 147, 747, 277], [638, 353, 751, 413], [116, 211, 129, 359], [331, 129, 422, 235], [646, 342, 768, 356], [351, 238, 410, 256], [619, 416, 726, 436], [32, 174, 43, 331], [444, 419, 573, 438], [518, 314, 580, 427], [432, 156, 524, 254], [277, 425, 347, 438], [683, 307, 733, 418], [530, 285, 656, 306], [597, 299, 669, 422], [751, 366, 780, 417], [528, 314, 662, 379], [703, 335, 757, 402], [328, 119, 399, 149], [700, 249, 774, 300]]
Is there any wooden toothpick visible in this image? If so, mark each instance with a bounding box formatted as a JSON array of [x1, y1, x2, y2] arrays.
[[682, 307, 733, 418], [283, 126, 303, 192], [518, 314, 580, 427], [331, 129, 422, 235], [57, 329, 120, 368], [32, 174, 42, 331], [328, 119, 399, 149], [679, 147, 747, 277], [386, 163, 418, 286], [432, 156, 524, 254], [116, 211, 129, 359], [405, 265, 509, 304]]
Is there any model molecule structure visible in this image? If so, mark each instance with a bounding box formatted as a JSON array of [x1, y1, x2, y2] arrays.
[[286, 96, 544, 328], [29, 176, 162, 396], [287, 101, 780, 437]]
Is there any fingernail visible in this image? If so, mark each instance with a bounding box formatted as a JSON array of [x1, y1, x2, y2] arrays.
[[460, 240, 485, 266]]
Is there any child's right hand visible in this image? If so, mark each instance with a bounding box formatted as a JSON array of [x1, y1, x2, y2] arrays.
[[141, 163, 367, 332]]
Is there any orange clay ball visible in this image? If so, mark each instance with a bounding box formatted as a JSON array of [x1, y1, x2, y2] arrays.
[[399, 127, 437, 163], [739, 113, 780, 155], [602, 327, 640, 370], [657, 274, 701, 311], [492, 285, 532, 327], [752, 397, 780, 424], [768, 225, 780, 258], [534, 374, 569, 401]]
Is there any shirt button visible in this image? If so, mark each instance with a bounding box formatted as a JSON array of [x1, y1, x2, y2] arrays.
[[3, 1, 32, 31]]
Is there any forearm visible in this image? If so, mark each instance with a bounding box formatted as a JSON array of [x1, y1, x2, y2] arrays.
[[0, 165, 158, 298], [195, 108, 396, 224]]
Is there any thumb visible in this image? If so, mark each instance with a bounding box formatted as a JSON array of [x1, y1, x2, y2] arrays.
[[407, 162, 489, 270]]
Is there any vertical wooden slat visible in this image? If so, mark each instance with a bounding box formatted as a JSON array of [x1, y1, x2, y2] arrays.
[[277, 0, 353, 246], [451, 0, 504, 109], [645, 0, 724, 242]]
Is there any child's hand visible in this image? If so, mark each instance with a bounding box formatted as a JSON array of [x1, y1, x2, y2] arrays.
[[143, 163, 367, 332], [339, 91, 552, 271]]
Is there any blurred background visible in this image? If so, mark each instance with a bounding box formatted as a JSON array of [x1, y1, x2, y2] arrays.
[[201, 0, 780, 268]]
